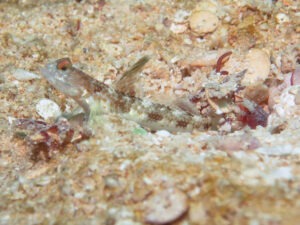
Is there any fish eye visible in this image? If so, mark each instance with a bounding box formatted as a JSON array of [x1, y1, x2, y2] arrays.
[[56, 58, 72, 71]]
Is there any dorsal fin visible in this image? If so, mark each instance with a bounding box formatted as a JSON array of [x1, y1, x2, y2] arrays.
[[113, 56, 150, 97]]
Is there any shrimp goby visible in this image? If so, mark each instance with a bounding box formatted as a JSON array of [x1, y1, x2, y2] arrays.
[[41, 58, 211, 132]]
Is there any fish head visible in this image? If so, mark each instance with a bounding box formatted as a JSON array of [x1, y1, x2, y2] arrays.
[[41, 58, 86, 98]]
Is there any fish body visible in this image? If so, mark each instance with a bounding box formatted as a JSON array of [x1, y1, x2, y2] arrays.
[[41, 58, 211, 132]]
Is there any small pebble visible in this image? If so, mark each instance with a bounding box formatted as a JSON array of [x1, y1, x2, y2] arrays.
[[173, 10, 190, 23], [81, 177, 96, 191], [144, 188, 188, 225], [276, 13, 290, 24], [189, 10, 219, 35], [170, 23, 187, 34], [104, 175, 120, 188], [12, 69, 40, 81], [36, 98, 61, 120], [156, 130, 171, 137]]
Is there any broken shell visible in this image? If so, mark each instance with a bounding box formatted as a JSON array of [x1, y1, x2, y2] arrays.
[[242, 49, 271, 85], [178, 50, 227, 68], [189, 11, 219, 35], [144, 188, 188, 225]]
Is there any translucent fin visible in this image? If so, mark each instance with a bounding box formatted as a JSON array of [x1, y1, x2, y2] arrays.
[[114, 56, 150, 97]]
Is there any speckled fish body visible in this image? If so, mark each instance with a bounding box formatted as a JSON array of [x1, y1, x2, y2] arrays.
[[41, 58, 211, 132]]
